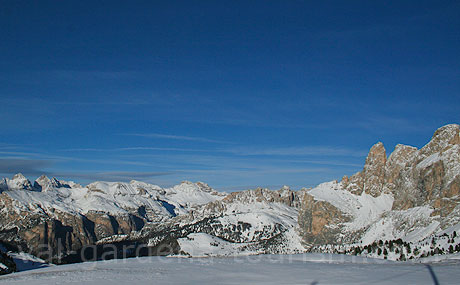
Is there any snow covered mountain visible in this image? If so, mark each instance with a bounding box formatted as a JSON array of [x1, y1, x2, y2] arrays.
[[299, 124, 460, 259], [0, 175, 305, 267], [0, 124, 459, 273]]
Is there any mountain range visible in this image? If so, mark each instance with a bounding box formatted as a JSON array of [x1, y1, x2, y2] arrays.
[[1, 124, 459, 274]]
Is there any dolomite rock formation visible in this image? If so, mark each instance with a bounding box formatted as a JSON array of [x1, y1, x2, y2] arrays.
[[300, 124, 460, 246], [298, 193, 350, 245], [341, 124, 460, 209]]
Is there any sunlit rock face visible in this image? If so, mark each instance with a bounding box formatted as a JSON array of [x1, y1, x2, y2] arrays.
[[300, 124, 460, 246]]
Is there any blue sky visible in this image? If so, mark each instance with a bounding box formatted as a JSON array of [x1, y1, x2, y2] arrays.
[[1, 0, 459, 190]]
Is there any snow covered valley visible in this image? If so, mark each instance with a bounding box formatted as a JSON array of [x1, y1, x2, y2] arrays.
[[1, 254, 460, 285]]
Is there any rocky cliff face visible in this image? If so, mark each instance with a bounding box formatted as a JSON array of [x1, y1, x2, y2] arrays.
[[342, 124, 460, 210], [300, 124, 460, 246], [298, 193, 350, 245]]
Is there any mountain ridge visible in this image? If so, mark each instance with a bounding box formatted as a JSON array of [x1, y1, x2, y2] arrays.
[[1, 124, 459, 273]]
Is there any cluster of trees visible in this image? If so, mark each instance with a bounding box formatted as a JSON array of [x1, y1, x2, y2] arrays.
[[348, 238, 410, 261], [308, 231, 460, 261], [309, 239, 411, 261]]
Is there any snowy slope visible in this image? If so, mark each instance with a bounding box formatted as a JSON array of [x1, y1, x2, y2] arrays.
[[174, 199, 306, 257], [1, 174, 307, 265], [308, 181, 394, 232], [177, 233, 258, 257], [2, 178, 224, 220], [1, 254, 459, 285], [305, 180, 460, 250]]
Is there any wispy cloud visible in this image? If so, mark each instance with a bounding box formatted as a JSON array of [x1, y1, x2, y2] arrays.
[[0, 150, 154, 167], [50, 171, 173, 182], [0, 158, 54, 176], [225, 146, 367, 157], [182, 167, 330, 175], [121, 133, 231, 144], [51, 101, 151, 106], [60, 147, 212, 153], [274, 158, 363, 168], [355, 115, 436, 135], [48, 70, 137, 80]]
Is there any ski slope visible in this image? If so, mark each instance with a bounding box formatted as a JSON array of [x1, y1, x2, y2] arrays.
[[1, 254, 459, 285]]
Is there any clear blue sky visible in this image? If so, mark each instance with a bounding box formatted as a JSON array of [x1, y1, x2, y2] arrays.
[[1, 0, 459, 190]]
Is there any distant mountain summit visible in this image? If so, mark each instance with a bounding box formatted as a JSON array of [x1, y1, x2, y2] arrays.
[[0, 124, 459, 272]]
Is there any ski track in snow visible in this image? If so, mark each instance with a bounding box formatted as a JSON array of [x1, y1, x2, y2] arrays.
[[1, 254, 459, 285]]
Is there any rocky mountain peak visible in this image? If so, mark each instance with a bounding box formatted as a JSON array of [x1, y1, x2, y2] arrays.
[[342, 142, 389, 196], [383, 144, 419, 196], [362, 142, 387, 197], [0, 178, 7, 192], [12, 173, 27, 180], [195, 181, 213, 193], [365, 142, 386, 163], [7, 173, 33, 191], [387, 144, 418, 166], [33, 175, 66, 191], [34, 175, 50, 191], [420, 124, 460, 158]]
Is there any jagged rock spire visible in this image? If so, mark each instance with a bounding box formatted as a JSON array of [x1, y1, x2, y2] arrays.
[[362, 142, 387, 197]]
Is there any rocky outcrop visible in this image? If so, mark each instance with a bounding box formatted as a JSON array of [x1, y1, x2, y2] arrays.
[[34, 175, 71, 192], [301, 124, 460, 247], [298, 193, 350, 245], [341, 124, 460, 209], [342, 142, 387, 197], [0, 173, 34, 192], [363, 142, 387, 197], [0, 251, 16, 275]]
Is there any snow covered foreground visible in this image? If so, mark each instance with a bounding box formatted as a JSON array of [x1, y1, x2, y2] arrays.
[[1, 254, 459, 285]]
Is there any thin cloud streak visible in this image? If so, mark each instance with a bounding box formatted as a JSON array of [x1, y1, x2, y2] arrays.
[[0, 151, 153, 167], [180, 167, 330, 175], [61, 145, 366, 158], [61, 147, 212, 153], [122, 133, 231, 144], [0, 158, 54, 176], [225, 146, 367, 157], [51, 171, 173, 182]]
